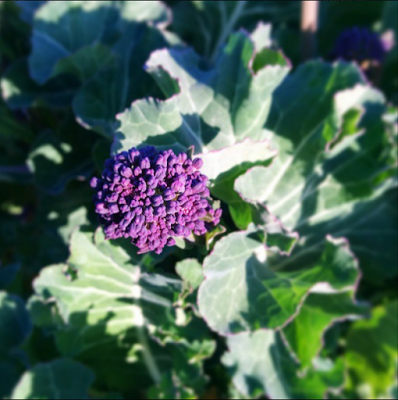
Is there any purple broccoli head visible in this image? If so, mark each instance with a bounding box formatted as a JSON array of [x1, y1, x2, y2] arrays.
[[91, 146, 222, 254], [332, 27, 387, 67]]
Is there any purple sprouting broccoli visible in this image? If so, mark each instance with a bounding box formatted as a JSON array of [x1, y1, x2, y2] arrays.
[[332, 27, 388, 69], [90, 146, 222, 254]]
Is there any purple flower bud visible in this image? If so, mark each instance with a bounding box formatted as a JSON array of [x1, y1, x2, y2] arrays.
[[166, 201, 178, 213], [163, 189, 176, 201], [120, 166, 133, 178], [171, 179, 185, 193], [168, 156, 178, 166], [109, 204, 119, 214], [146, 175, 157, 189], [178, 153, 187, 164], [90, 177, 101, 188], [151, 195, 163, 207], [120, 205, 130, 213], [196, 209, 207, 218], [140, 157, 151, 170], [96, 203, 108, 214], [192, 182, 206, 194], [166, 238, 176, 246], [192, 158, 203, 169], [174, 224, 184, 236], [154, 206, 166, 217], [155, 166, 166, 179], [133, 167, 142, 176], [332, 27, 388, 69]]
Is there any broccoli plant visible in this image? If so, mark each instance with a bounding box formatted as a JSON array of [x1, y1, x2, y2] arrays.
[[0, 1, 397, 399]]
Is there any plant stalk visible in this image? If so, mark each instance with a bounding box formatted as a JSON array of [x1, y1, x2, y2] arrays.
[[301, 1, 319, 60]]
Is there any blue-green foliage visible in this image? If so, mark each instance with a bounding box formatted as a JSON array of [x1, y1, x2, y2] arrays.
[[0, 1, 397, 399]]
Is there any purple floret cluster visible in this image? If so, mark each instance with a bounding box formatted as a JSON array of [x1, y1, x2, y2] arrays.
[[333, 27, 387, 65], [90, 146, 222, 254]]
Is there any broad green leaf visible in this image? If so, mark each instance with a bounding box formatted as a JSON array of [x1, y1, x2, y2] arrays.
[[197, 140, 276, 229], [1, 59, 80, 109], [171, 1, 299, 62], [235, 69, 397, 281], [114, 31, 290, 153], [0, 262, 20, 289], [345, 301, 398, 399], [28, 1, 170, 84], [53, 43, 117, 82], [73, 23, 175, 137], [0, 100, 34, 142], [0, 354, 26, 399], [32, 228, 214, 393], [0, 291, 32, 353], [11, 358, 95, 400], [6, 182, 93, 277], [198, 231, 359, 335], [27, 117, 96, 194], [198, 140, 276, 203], [223, 330, 345, 399], [15, 1, 45, 24], [0, 1, 30, 66], [282, 292, 368, 369], [0, 292, 32, 398]]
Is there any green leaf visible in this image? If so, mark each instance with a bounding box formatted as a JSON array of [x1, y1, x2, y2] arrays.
[[28, 1, 170, 84], [235, 66, 397, 282], [1, 59, 80, 110], [176, 259, 204, 292], [223, 330, 345, 399], [0, 292, 32, 398], [0, 262, 20, 289], [0, 354, 26, 399], [28, 117, 96, 194], [32, 228, 213, 393], [0, 100, 34, 142], [74, 23, 174, 137], [198, 231, 359, 335], [11, 358, 95, 400], [171, 1, 299, 62], [0, 1, 31, 65], [345, 301, 398, 399], [198, 139, 276, 203], [114, 31, 290, 153], [0, 291, 32, 353], [15, 1, 45, 24], [282, 292, 368, 369]]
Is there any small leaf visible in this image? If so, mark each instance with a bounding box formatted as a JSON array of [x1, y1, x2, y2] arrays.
[[345, 301, 398, 399], [282, 292, 368, 368], [176, 259, 204, 292]]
